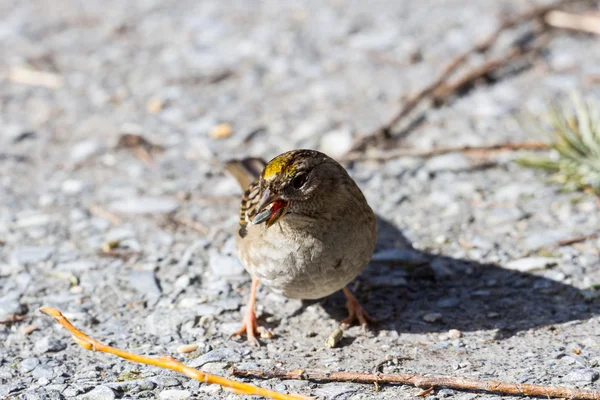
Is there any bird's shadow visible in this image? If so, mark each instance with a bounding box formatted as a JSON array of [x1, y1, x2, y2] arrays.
[[316, 215, 598, 340]]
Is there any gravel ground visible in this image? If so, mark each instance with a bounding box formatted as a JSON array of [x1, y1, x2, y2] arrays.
[[2, 1, 600, 399]]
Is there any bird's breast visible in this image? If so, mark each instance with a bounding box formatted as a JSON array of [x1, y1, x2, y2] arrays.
[[237, 211, 376, 299]]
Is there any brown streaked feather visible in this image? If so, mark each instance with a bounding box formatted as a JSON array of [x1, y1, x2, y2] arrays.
[[224, 157, 267, 239], [224, 157, 267, 190]]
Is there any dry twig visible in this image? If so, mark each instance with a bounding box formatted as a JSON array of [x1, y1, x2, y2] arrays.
[[231, 367, 600, 400], [545, 10, 600, 35], [117, 133, 163, 166], [170, 215, 209, 235], [342, 141, 549, 162], [0, 314, 25, 325], [557, 232, 600, 247], [8, 66, 63, 88], [89, 204, 122, 225], [39, 307, 313, 400], [348, 0, 594, 153]]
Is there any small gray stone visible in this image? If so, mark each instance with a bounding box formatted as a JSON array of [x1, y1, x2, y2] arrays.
[[0, 383, 23, 398], [187, 348, 242, 368], [368, 275, 407, 287], [70, 140, 102, 164], [438, 388, 455, 397], [315, 383, 360, 399], [430, 258, 455, 278], [32, 365, 55, 380], [425, 153, 470, 171], [209, 250, 244, 277], [371, 248, 426, 263], [109, 197, 179, 214], [0, 291, 26, 321], [12, 246, 54, 266], [319, 128, 353, 158], [37, 377, 50, 386], [423, 313, 443, 323], [563, 369, 599, 385], [78, 386, 117, 400], [128, 271, 161, 296], [148, 376, 181, 388], [522, 230, 570, 251], [437, 298, 459, 308], [14, 213, 54, 228], [505, 257, 560, 272], [158, 389, 191, 400], [485, 207, 526, 226], [20, 358, 39, 373], [34, 336, 67, 354], [105, 380, 156, 392]]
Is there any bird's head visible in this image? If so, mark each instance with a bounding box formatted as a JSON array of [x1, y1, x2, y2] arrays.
[[252, 149, 345, 227]]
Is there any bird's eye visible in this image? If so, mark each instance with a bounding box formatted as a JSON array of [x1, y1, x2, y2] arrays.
[[291, 173, 308, 189]]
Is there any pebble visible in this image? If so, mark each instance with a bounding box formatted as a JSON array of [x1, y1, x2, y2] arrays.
[[448, 329, 462, 339], [187, 348, 242, 368], [12, 246, 54, 266], [34, 336, 67, 354], [36, 377, 50, 386], [109, 197, 179, 214], [423, 313, 443, 323], [208, 249, 245, 277], [209, 123, 232, 139], [20, 358, 39, 373], [437, 298, 459, 308], [563, 369, 599, 385], [522, 230, 570, 251], [31, 365, 55, 380], [315, 383, 359, 399], [425, 153, 470, 171], [14, 212, 53, 228], [0, 291, 26, 321], [128, 270, 162, 296], [319, 128, 353, 158], [70, 140, 102, 164], [148, 376, 181, 388], [105, 380, 156, 392], [371, 248, 426, 263], [78, 386, 117, 400], [177, 343, 199, 353], [159, 389, 191, 400], [198, 384, 221, 394], [505, 257, 560, 272], [438, 388, 455, 397], [62, 179, 85, 195]]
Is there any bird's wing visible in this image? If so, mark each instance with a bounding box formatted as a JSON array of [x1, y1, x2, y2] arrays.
[[224, 157, 267, 238]]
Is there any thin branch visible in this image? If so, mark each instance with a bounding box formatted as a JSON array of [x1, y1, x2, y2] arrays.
[[8, 66, 63, 88], [348, 0, 594, 153], [430, 32, 549, 105], [170, 215, 209, 235], [0, 314, 26, 325], [89, 204, 122, 225], [545, 10, 600, 35], [231, 367, 600, 400], [342, 141, 549, 162], [557, 231, 600, 246], [39, 307, 312, 400], [117, 133, 163, 167]]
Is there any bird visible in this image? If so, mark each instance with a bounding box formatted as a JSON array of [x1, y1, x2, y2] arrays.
[[225, 149, 377, 346]]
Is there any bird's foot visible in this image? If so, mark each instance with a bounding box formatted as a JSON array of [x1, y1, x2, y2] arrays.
[[341, 287, 378, 332], [230, 309, 273, 347]]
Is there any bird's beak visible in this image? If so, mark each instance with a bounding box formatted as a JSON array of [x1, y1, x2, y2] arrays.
[[252, 187, 289, 228]]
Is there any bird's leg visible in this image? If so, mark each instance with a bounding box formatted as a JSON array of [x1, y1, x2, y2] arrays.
[[231, 279, 273, 346], [341, 286, 377, 331]]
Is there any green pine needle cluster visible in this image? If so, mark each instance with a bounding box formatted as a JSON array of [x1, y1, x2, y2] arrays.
[[516, 94, 600, 194]]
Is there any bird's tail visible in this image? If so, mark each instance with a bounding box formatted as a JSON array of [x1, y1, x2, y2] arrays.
[[224, 157, 267, 190]]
